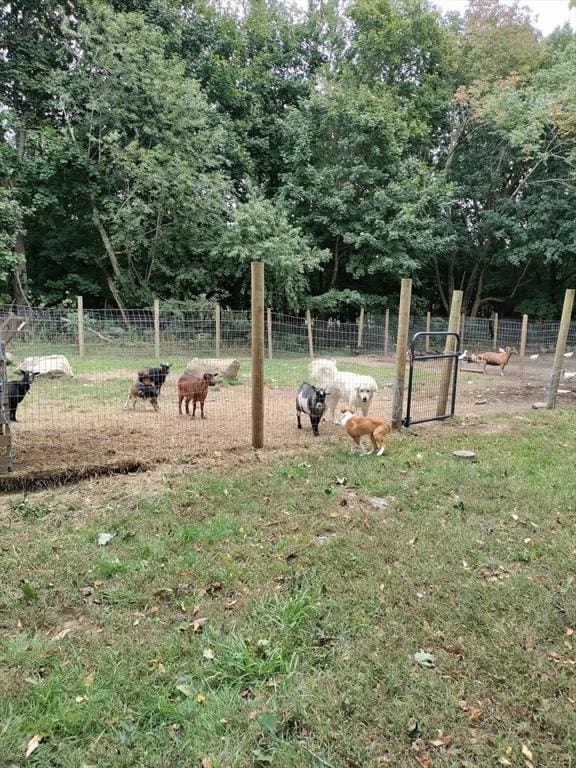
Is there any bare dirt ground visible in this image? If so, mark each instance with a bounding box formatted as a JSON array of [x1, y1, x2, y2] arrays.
[[1, 357, 574, 490]]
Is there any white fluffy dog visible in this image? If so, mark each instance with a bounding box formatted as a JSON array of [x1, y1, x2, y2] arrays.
[[309, 358, 378, 422]]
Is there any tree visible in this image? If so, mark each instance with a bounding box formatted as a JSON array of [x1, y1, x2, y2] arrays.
[[24, 4, 235, 312], [429, 1, 576, 315], [212, 195, 329, 311], [0, 1, 78, 305]]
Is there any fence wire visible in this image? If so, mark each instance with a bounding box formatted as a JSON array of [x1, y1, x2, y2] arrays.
[[0, 304, 574, 482]]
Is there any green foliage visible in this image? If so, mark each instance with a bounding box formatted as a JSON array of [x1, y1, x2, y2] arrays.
[[1, 0, 575, 315], [213, 195, 329, 311]]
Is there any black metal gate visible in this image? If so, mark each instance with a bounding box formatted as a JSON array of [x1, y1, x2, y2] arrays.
[[403, 331, 460, 427]]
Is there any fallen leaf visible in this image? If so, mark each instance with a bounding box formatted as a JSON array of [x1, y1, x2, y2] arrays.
[[497, 759, 512, 767], [468, 707, 483, 722], [153, 588, 174, 599], [25, 734, 43, 758], [202, 648, 215, 660], [414, 650, 435, 668], [52, 627, 72, 641], [97, 533, 113, 546], [192, 617, 207, 633], [566, 628, 574, 636], [201, 759, 213, 768], [521, 744, 533, 762], [196, 693, 206, 704]]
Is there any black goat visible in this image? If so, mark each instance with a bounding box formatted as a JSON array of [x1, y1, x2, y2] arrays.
[[6, 371, 36, 421], [137, 363, 171, 394], [296, 382, 327, 437]]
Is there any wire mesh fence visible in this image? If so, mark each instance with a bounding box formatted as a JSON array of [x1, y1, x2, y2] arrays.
[[0, 302, 574, 484]]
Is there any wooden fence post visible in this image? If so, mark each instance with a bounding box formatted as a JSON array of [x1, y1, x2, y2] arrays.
[[215, 302, 221, 357], [306, 309, 314, 360], [357, 307, 365, 350], [77, 295, 85, 358], [154, 298, 160, 360], [391, 278, 412, 430], [251, 262, 265, 448], [436, 290, 463, 417], [492, 312, 499, 351], [546, 289, 575, 409], [519, 313, 528, 377], [425, 311, 431, 352], [384, 308, 390, 357], [267, 307, 273, 360]]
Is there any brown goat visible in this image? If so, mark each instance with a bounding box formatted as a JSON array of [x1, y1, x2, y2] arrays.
[[125, 381, 159, 411], [472, 346, 517, 376], [177, 373, 216, 418]]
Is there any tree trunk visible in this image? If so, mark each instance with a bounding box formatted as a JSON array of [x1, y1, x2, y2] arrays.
[[433, 258, 449, 313], [11, 233, 30, 310], [469, 269, 485, 317], [10, 126, 31, 308], [329, 236, 340, 290], [92, 205, 130, 327]]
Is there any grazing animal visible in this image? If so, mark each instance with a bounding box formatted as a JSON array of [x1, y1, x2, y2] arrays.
[[309, 358, 378, 422], [338, 409, 392, 456], [137, 363, 171, 394], [124, 381, 159, 411], [470, 346, 517, 376], [296, 382, 327, 436], [7, 371, 36, 421], [177, 373, 216, 418]]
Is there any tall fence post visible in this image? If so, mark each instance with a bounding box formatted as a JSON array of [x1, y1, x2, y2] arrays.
[[436, 290, 463, 417], [306, 309, 314, 360], [384, 308, 390, 357], [215, 302, 221, 357], [546, 289, 575, 409], [492, 312, 499, 351], [357, 307, 365, 351], [425, 311, 431, 352], [519, 313, 528, 377], [154, 298, 160, 360], [77, 295, 85, 359], [267, 307, 273, 360], [251, 262, 265, 449], [391, 278, 412, 430]]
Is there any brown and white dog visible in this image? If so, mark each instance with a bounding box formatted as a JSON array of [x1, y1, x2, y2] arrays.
[[338, 409, 391, 456]]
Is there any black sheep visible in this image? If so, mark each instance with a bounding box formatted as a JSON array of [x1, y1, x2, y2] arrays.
[[137, 363, 171, 394], [7, 371, 36, 421]]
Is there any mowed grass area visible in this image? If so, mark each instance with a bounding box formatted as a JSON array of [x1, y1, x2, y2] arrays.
[[1, 411, 575, 767], [6, 353, 399, 405]]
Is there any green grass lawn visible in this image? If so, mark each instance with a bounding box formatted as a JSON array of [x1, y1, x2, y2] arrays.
[[2, 411, 574, 767], [6, 356, 401, 404]]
